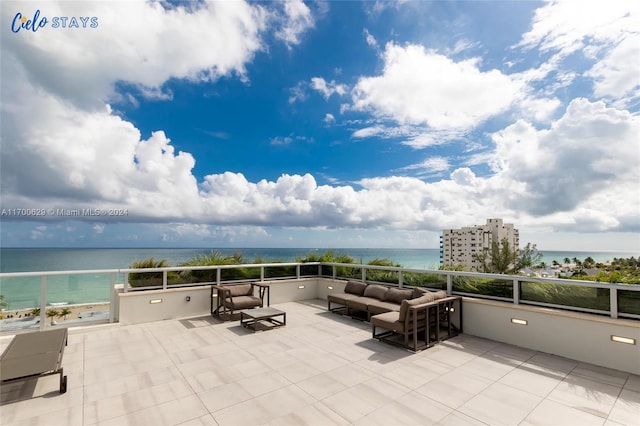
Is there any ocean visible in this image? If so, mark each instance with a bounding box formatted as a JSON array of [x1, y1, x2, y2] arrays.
[[0, 247, 637, 310]]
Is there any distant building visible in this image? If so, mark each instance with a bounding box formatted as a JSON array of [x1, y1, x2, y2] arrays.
[[440, 218, 520, 271]]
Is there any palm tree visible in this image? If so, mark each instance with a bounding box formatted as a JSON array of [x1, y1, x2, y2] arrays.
[[59, 307, 72, 320], [564, 257, 571, 266], [46, 308, 60, 325]]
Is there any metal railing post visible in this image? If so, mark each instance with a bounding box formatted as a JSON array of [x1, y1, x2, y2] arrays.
[[40, 276, 47, 330], [260, 266, 264, 282], [399, 270, 403, 288], [162, 270, 168, 290], [216, 268, 221, 285], [447, 275, 453, 295], [296, 264, 300, 279], [361, 267, 366, 282], [610, 287, 618, 319], [513, 278, 520, 305], [110, 272, 116, 323], [124, 272, 129, 293], [332, 265, 336, 279]]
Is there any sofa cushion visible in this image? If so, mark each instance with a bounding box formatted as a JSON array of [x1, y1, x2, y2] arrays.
[[226, 283, 253, 297], [367, 300, 401, 315], [371, 311, 404, 333], [385, 288, 414, 304], [327, 293, 361, 306], [363, 284, 389, 301], [346, 297, 380, 313], [432, 290, 447, 300], [412, 287, 431, 298], [344, 280, 367, 296], [399, 294, 434, 322]]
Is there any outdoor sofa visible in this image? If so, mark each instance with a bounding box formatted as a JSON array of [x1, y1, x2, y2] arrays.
[[327, 280, 461, 351]]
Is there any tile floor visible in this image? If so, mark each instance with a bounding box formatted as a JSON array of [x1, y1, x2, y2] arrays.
[[1, 300, 639, 426]]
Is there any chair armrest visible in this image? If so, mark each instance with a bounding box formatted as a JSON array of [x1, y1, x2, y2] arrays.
[[254, 282, 270, 288], [212, 285, 231, 296]]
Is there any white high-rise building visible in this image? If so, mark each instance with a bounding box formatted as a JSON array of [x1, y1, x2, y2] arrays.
[[440, 218, 519, 271]]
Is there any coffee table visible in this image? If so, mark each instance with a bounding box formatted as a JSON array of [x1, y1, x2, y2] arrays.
[[240, 307, 286, 332]]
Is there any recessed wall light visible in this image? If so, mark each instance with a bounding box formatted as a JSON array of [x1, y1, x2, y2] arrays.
[[149, 299, 163, 304], [327, 286, 334, 290], [611, 335, 636, 345], [511, 318, 527, 325], [298, 285, 305, 289]]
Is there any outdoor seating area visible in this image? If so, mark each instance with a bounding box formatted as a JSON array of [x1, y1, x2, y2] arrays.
[[1, 299, 637, 426], [328, 281, 462, 351]]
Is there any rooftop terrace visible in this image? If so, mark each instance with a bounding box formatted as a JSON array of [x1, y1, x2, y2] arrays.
[[2, 299, 638, 426]]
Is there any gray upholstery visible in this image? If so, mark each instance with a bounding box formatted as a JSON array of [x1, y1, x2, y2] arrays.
[[370, 311, 404, 333], [224, 295, 262, 310], [227, 283, 253, 297], [327, 293, 361, 305], [362, 284, 389, 301], [346, 296, 381, 313], [385, 287, 414, 304], [367, 300, 401, 315], [344, 280, 367, 296], [399, 294, 434, 322]]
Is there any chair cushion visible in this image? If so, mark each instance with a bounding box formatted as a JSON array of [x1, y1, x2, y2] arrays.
[[399, 294, 434, 322], [344, 280, 367, 296], [226, 295, 262, 310], [385, 288, 414, 304], [363, 284, 389, 301], [227, 283, 253, 297]]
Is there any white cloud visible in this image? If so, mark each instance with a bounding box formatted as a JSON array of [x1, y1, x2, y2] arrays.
[[324, 113, 335, 123], [1, 1, 268, 109], [351, 43, 521, 131], [586, 34, 640, 100], [517, 0, 640, 102], [274, 0, 315, 48], [403, 157, 450, 174], [310, 77, 348, 99], [490, 98, 639, 220], [363, 28, 378, 48]]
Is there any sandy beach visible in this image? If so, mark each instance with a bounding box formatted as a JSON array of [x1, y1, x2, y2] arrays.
[[1, 303, 110, 322]]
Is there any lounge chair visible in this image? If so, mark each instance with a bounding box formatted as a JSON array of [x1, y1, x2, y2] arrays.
[[0, 328, 68, 393], [211, 282, 270, 320]]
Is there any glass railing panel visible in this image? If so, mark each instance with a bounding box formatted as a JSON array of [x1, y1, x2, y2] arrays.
[[335, 265, 362, 281], [453, 276, 513, 298], [402, 271, 447, 290], [171, 270, 213, 285], [520, 281, 610, 311], [365, 269, 399, 285], [300, 264, 319, 276], [0, 276, 42, 313], [264, 265, 297, 279], [618, 289, 640, 316], [128, 270, 165, 288]]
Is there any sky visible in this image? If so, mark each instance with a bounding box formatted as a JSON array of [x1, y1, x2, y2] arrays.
[[1, 0, 639, 251]]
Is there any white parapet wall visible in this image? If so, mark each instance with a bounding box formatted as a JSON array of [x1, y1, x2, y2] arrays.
[[462, 297, 640, 375], [118, 286, 212, 325]]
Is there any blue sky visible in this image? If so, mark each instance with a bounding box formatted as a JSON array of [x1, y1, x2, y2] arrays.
[[1, 0, 639, 251]]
